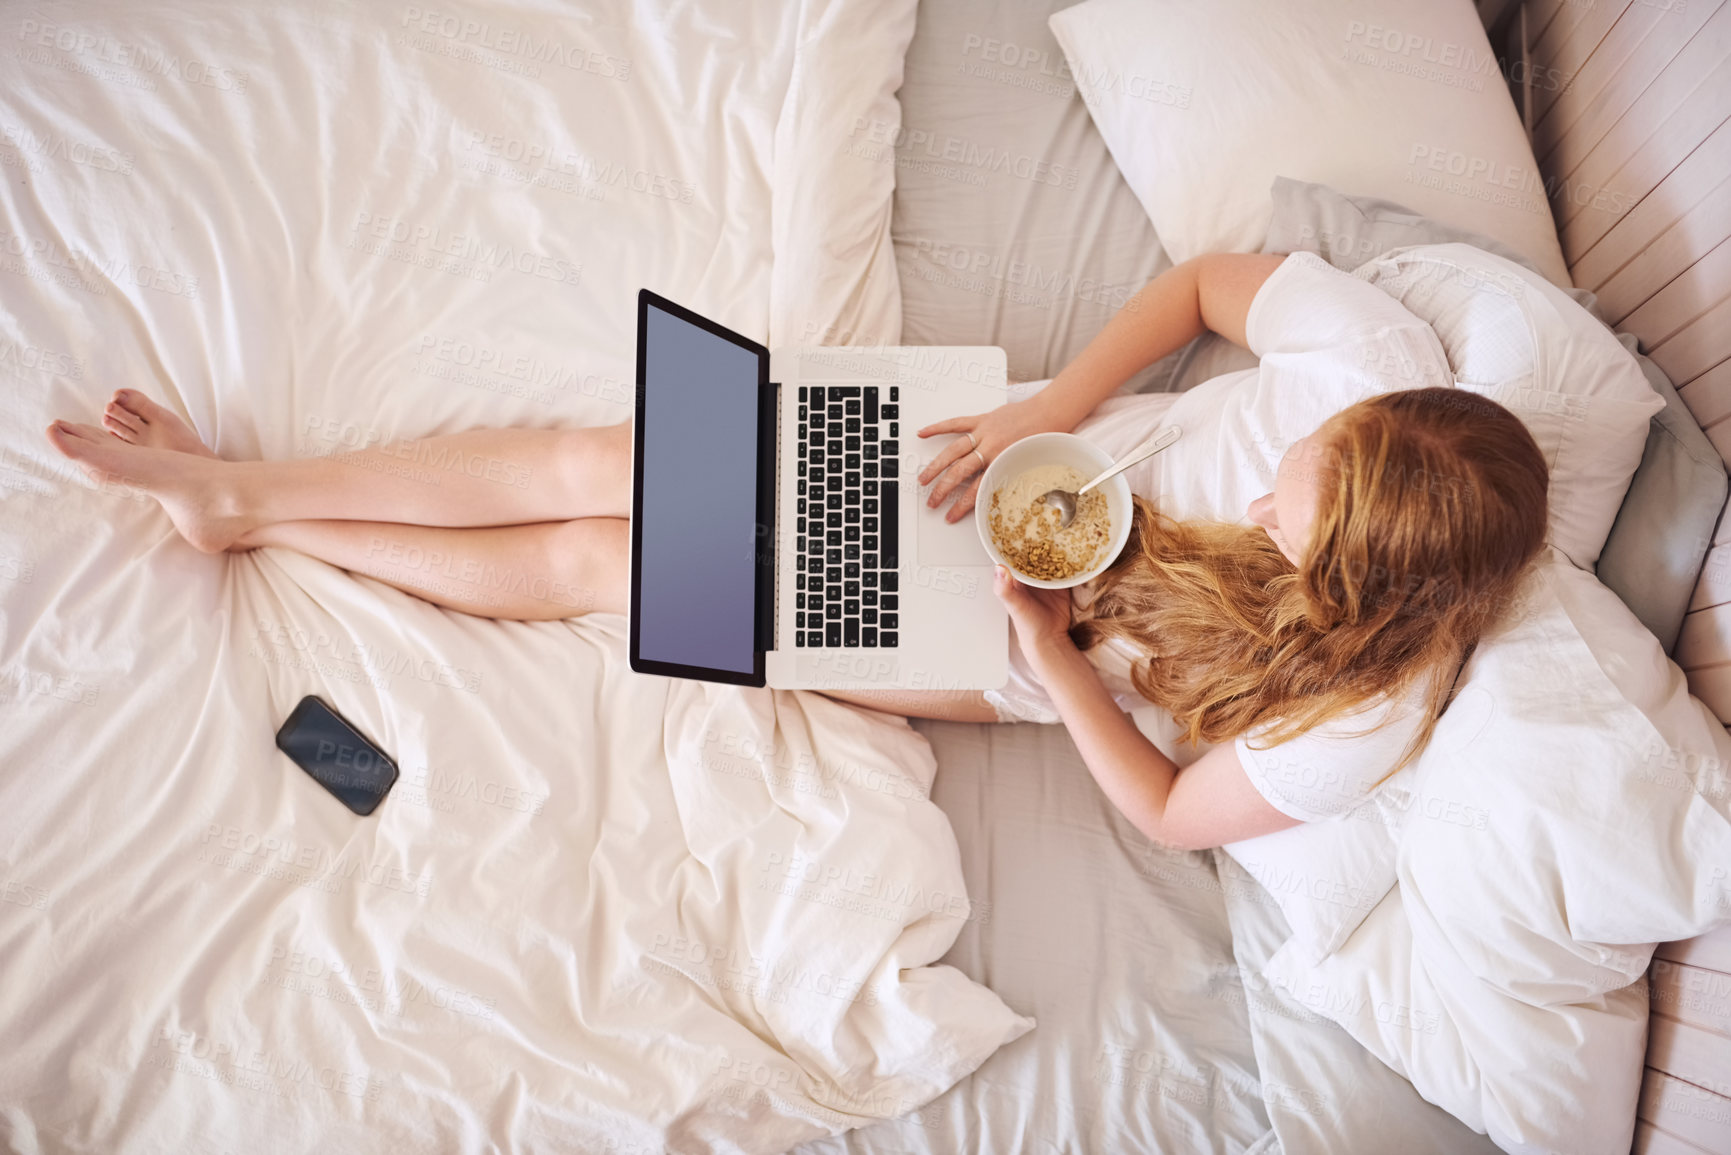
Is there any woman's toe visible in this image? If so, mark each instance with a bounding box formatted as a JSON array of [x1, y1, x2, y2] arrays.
[[46, 422, 86, 456], [120, 389, 166, 423], [105, 402, 142, 430]]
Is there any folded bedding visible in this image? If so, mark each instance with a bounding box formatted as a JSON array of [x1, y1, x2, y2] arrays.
[[0, 2, 1043, 1152]]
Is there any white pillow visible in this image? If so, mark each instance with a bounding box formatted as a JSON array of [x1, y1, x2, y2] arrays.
[[1260, 553, 1731, 1153], [1148, 245, 1661, 573], [1402, 555, 1731, 983], [1355, 244, 1665, 571], [1218, 782, 1403, 963], [1264, 885, 1653, 1155], [1047, 0, 1572, 286]]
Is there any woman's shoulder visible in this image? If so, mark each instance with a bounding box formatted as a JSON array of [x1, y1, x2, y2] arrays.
[[1301, 681, 1430, 740], [1233, 682, 1432, 822]]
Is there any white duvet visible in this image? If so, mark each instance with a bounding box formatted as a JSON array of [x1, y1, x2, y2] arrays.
[[0, 3, 1032, 1152]]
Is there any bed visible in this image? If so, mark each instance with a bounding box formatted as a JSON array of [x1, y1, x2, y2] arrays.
[[2, 1, 1729, 1154]]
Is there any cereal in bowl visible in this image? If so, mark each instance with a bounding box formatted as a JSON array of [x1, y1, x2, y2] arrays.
[[989, 464, 1110, 582]]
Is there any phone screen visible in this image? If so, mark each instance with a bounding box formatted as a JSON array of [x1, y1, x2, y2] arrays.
[[275, 696, 399, 816]]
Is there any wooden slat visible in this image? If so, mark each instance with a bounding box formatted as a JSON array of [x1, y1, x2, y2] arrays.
[[1675, 601, 1731, 668], [1679, 357, 1731, 431], [1592, 182, 1731, 325], [1649, 295, 1731, 388], [1713, 492, 1731, 548], [1620, 235, 1731, 347], [1634, 1118, 1717, 1155], [1638, 1070, 1731, 1154], [1714, 495, 1731, 548], [1659, 926, 1731, 973], [1688, 543, 1731, 612], [1647, 1018, 1731, 1101], [1591, 175, 1731, 323], [1526, 0, 1576, 49], [1573, 116, 1731, 293], [1554, 55, 1731, 261], [1530, 0, 1630, 127], [1651, 960, 1731, 1039], [1536, 0, 1727, 172], [1681, 663, 1731, 722], [1703, 411, 1731, 468]]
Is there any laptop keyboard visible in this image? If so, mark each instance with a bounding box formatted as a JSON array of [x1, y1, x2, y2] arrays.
[[794, 384, 900, 648]]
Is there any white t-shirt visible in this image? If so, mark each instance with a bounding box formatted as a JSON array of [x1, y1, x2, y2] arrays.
[[983, 252, 1450, 819], [1231, 689, 1428, 821]]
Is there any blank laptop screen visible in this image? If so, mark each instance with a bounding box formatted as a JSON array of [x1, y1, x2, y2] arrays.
[[637, 303, 762, 675]]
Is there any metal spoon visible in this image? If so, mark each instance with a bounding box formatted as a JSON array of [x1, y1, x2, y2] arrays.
[[1039, 425, 1182, 527]]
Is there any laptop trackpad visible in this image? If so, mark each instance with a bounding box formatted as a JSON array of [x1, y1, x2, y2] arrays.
[[916, 449, 990, 566]]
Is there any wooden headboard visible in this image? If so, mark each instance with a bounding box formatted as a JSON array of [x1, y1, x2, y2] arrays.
[[1480, 1, 1731, 1150]]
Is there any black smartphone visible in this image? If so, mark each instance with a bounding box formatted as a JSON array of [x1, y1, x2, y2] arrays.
[[275, 696, 399, 816]]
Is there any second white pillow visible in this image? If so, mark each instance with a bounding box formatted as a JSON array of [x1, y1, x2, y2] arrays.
[[1047, 0, 1572, 285]]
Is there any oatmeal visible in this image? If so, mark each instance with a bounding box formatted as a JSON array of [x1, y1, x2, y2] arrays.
[[989, 463, 1111, 582]]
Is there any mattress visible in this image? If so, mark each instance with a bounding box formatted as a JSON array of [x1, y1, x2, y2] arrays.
[[0, 3, 1055, 1152]]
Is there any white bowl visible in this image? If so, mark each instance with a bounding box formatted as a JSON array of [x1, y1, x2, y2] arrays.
[[975, 432, 1133, 590]]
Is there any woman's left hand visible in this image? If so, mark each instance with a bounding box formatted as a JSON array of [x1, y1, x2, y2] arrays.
[[992, 565, 1076, 665]]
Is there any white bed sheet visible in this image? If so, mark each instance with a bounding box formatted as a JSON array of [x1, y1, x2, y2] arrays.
[[886, 0, 1180, 392], [798, 721, 1276, 1155], [0, 2, 1040, 1152]]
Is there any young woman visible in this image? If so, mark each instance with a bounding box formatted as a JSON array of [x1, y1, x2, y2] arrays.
[[45, 251, 1548, 852]]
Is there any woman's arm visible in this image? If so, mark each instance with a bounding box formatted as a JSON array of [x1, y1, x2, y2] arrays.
[[919, 253, 1286, 520], [994, 566, 1299, 850], [1026, 637, 1299, 849], [1030, 252, 1288, 432]]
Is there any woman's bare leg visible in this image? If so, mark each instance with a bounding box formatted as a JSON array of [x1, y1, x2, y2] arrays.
[[46, 403, 631, 551], [816, 687, 999, 723], [240, 517, 629, 620], [63, 394, 1004, 711]]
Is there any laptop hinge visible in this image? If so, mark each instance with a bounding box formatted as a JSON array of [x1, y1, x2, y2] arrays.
[[760, 379, 780, 655], [773, 380, 781, 653]]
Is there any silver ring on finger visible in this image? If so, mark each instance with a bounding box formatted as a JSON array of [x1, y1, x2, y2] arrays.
[[972, 448, 986, 468], [965, 431, 978, 450]]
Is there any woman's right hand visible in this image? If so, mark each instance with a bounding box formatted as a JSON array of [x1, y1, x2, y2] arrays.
[[916, 394, 1073, 523]]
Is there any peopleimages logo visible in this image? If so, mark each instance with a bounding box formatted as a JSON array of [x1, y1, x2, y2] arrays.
[[847, 117, 1080, 190], [1344, 20, 1499, 75], [0, 337, 84, 379], [462, 131, 694, 202], [0, 125, 134, 174], [0, 230, 198, 298], [348, 210, 583, 286], [399, 7, 631, 80], [17, 20, 250, 93]]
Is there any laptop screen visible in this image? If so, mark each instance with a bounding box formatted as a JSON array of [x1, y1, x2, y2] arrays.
[[632, 297, 766, 679]]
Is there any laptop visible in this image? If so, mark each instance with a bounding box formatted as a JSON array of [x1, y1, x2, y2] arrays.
[[628, 289, 1011, 691]]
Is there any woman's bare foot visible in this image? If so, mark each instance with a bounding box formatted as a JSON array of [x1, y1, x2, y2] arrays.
[[45, 420, 250, 552], [101, 389, 217, 458]]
